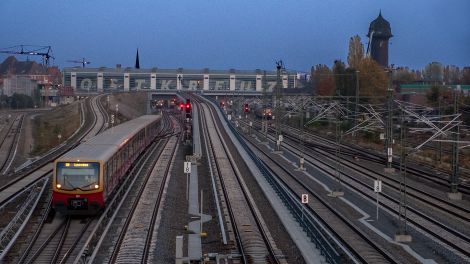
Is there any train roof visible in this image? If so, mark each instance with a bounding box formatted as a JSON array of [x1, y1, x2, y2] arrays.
[[57, 115, 159, 163]]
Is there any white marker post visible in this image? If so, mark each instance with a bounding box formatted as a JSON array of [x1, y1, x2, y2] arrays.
[[184, 162, 191, 200], [374, 180, 382, 220], [278, 134, 283, 152], [301, 194, 308, 229], [110, 114, 115, 132]]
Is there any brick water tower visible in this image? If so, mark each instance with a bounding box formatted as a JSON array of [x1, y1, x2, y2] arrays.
[[367, 11, 393, 67]]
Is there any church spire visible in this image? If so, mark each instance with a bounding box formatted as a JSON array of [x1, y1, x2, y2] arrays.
[[135, 48, 140, 69]]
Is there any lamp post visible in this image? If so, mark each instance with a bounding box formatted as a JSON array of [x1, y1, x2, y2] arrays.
[[177, 75, 182, 90]]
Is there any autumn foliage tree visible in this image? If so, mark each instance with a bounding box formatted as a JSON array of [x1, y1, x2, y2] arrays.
[[312, 64, 335, 96], [347, 35, 364, 69], [394, 67, 418, 85], [357, 57, 388, 100]]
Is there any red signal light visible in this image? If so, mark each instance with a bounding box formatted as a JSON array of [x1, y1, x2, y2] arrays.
[[180, 103, 184, 110], [186, 104, 190, 109]]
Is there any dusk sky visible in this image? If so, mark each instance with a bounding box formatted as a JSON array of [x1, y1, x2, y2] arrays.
[[1, 0, 469, 71]]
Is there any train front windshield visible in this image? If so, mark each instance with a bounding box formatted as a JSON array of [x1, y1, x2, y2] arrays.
[[56, 162, 100, 191]]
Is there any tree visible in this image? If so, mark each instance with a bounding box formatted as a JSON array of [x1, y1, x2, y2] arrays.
[[333, 60, 356, 96], [394, 67, 417, 86], [0, 95, 8, 109], [333, 60, 346, 95], [357, 58, 388, 100], [312, 64, 335, 96], [426, 85, 453, 107], [443, 65, 461, 84], [426, 85, 441, 106], [462, 67, 470, 85], [424, 62, 444, 83], [461, 95, 470, 126], [412, 69, 423, 80], [10, 93, 34, 109], [347, 35, 364, 69]]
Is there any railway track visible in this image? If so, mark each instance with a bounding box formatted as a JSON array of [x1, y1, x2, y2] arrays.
[[197, 98, 283, 263], [310, 144, 470, 221], [73, 112, 177, 263], [0, 114, 24, 175], [227, 118, 395, 263], [0, 95, 106, 207], [249, 118, 470, 225], [249, 118, 470, 195], [110, 133, 178, 263], [0, 95, 108, 260], [17, 216, 93, 264], [241, 118, 470, 261]]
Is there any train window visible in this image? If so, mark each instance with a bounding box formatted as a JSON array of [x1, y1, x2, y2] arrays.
[[56, 162, 100, 191], [115, 151, 119, 171], [112, 157, 116, 175], [104, 165, 108, 194], [114, 156, 117, 174], [107, 162, 112, 183], [109, 159, 113, 176], [118, 149, 122, 169]]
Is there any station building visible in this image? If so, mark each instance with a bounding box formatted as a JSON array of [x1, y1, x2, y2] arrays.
[[63, 67, 298, 93]]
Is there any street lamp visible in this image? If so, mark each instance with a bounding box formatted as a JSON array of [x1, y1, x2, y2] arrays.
[[178, 75, 182, 90]]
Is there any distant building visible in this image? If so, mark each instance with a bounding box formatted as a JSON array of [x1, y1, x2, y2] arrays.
[[367, 11, 392, 67], [400, 84, 470, 105], [57, 85, 75, 104], [62, 67, 298, 93], [2, 75, 38, 97]]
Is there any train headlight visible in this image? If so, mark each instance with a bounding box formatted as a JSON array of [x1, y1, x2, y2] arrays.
[[56, 184, 61, 189], [94, 184, 99, 189]]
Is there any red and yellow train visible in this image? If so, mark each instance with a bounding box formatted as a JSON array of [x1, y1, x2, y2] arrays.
[[52, 115, 160, 215]]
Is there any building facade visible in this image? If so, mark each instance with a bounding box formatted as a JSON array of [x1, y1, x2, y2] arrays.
[[63, 67, 298, 93], [2, 76, 38, 97]]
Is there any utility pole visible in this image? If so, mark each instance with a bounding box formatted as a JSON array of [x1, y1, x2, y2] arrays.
[[395, 107, 412, 242], [448, 87, 462, 200], [332, 110, 344, 197], [262, 71, 268, 143], [385, 68, 395, 174], [274, 61, 283, 153], [353, 70, 360, 141], [329, 86, 344, 197], [438, 94, 442, 164]]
